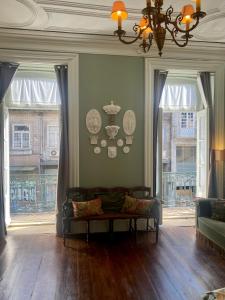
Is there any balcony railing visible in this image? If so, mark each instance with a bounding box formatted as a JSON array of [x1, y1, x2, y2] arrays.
[[10, 174, 57, 213], [163, 172, 196, 207]]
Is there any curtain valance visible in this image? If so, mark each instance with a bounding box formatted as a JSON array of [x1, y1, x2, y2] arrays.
[[160, 78, 201, 111], [6, 71, 60, 106]]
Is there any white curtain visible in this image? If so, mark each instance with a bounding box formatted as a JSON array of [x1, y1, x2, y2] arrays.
[[160, 78, 202, 111], [6, 71, 60, 106]]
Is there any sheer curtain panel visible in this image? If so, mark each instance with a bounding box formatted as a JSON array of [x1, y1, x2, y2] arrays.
[[0, 62, 19, 240]]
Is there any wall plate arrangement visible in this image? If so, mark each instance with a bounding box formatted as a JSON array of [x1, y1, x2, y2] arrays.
[[86, 101, 136, 159]]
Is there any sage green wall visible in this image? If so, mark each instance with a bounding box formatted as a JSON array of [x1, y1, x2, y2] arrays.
[[79, 54, 144, 187]]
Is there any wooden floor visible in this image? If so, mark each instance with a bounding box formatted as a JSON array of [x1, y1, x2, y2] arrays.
[[0, 226, 225, 300]]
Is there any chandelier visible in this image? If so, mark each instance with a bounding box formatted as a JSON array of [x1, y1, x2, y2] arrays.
[[111, 0, 206, 56]]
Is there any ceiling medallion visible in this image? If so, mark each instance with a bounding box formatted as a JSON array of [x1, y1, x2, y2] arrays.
[[111, 0, 206, 56]]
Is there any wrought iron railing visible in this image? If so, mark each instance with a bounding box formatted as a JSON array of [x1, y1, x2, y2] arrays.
[[10, 174, 57, 213], [162, 172, 196, 207]]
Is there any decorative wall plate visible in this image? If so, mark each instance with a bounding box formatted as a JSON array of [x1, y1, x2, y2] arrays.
[[123, 110, 136, 136], [90, 135, 98, 145], [123, 146, 130, 154], [94, 147, 101, 154], [86, 109, 102, 135], [103, 101, 121, 115], [108, 146, 117, 159], [100, 139, 107, 147], [125, 136, 133, 145], [117, 139, 124, 147], [105, 125, 120, 139]]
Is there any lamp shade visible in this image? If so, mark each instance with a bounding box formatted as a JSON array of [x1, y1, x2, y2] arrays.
[[111, 1, 128, 21], [181, 4, 195, 23], [139, 17, 152, 39]]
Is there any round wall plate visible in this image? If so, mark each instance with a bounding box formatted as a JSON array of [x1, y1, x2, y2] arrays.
[[117, 139, 124, 147], [94, 146, 101, 154], [123, 146, 130, 154], [101, 139, 107, 147]]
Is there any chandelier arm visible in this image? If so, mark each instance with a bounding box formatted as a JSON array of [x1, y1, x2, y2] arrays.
[[166, 6, 174, 23], [170, 29, 189, 48], [118, 32, 142, 45], [165, 6, 200, 34], [171, 15, 200, 34], [140, 33, 154, 53], [118, 25, 143, 45]]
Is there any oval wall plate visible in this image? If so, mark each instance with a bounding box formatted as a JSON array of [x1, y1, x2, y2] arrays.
[[123, 110, 136, 136], [86, 109, 102, 135]]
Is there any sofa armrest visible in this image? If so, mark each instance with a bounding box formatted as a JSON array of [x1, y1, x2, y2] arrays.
[[195, 198, 218, 218], [149, 198, 161, 220], [63, 201, 73, 218]]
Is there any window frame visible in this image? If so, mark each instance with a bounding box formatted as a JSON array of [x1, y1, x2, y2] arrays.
[[47, 124, 59, 149], [12, 123, 31, 150], [180, 112, 195, 129]]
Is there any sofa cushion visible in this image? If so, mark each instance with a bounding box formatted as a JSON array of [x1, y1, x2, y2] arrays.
[[211, 200, 225, 222], [100, 192, 125, 212], [198, 217, 225, 250], [135, 199, 155, 215], [121, 195, 137, 213], [121, 195, 154, 215], [72, 198, 104, 218]]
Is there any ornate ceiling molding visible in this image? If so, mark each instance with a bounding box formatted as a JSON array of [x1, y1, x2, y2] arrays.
[[0, 27, 224, 62], [0, 0, 37, 28], [39, 3, 139, 20], [35, 0, 140, 14], [0, 0, 48, 29], [194, 12, 225, 41]]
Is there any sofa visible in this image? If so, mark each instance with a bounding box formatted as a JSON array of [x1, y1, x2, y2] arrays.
[[196, 198, 225, 253], [62, 186, 160, 246]]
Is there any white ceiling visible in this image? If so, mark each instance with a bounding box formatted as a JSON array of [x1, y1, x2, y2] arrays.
[[0, 0, 225, 45]]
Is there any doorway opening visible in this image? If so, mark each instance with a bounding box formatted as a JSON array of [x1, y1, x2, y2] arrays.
[[160, 71, 211, 226], [4, 63, 61, 232]]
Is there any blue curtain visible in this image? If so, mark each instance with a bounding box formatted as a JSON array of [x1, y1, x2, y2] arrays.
[[200, 72, 217, 198], [54, 65, 69, 236], [153, 70, 168, 197], [0, 62, 19, 240]]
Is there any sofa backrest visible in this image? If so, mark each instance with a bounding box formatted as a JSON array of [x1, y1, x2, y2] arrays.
[[66, 186, 151, 202]]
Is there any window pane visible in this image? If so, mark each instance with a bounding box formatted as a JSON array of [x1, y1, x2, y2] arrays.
[[22, 133, 29, 148], [14, 132, 22, 148], [14, 125, 29, 131], [48, 126, 59, 148]]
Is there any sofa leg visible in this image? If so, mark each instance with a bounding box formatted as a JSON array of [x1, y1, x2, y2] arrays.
[[155, 218, 159, 243], [86, 220, 90, 243], [129, 219, 132, 232], [134, 218, 137, 240], [146, 218, 149, 231]]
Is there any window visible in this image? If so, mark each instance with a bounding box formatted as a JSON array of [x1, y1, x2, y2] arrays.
[[47, 125, 59, 148], [180, 112, 195, 129], [12, 125, 30, 149]]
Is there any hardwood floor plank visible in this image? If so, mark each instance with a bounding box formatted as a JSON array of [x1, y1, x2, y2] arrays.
[[0, 227, 225, 300]]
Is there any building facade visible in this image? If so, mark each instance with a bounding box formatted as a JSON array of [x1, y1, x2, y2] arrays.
[[9, 109, 60, 213]]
